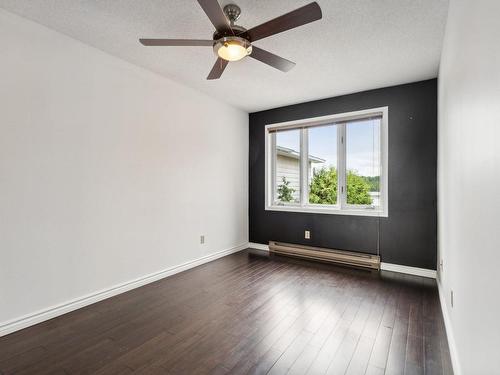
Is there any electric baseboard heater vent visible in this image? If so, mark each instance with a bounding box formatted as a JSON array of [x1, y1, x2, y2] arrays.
[[268, 241, 380, 270]]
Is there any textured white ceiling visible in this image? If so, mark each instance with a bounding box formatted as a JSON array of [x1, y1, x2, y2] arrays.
[[0, 0, 449, 112]]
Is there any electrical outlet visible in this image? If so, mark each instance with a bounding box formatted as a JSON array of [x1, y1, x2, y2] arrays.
[[440, 259, 443, 271], [200, 235, 205, 244], [451, 290, 454, 308], [305, 230, 310, 239]]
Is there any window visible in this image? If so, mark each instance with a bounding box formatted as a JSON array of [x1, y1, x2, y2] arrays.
[[265, 107, 388, 217], [274, 129, 301, 204]]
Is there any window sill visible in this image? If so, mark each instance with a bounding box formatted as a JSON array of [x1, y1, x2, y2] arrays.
[[265, 205, 388, 217]]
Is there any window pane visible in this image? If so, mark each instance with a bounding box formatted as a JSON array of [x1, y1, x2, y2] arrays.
[[308, 124, 338, 205], [346, 118, 381, 206], [274, 129, 301, 204]]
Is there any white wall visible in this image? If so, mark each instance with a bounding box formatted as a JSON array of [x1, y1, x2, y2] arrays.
[[438, 0, 500, 374], [0, 9, 248, 329]]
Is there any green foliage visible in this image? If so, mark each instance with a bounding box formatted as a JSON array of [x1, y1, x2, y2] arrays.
[[277, 176, 295, 202], [308, 167, 373, 205], [346, 171, 372, 204], [309, 167, 338, 204], [360, 175, 380, 192]]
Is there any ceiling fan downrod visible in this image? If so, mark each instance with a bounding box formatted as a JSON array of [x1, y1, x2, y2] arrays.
[[223, 4, 241, 25]]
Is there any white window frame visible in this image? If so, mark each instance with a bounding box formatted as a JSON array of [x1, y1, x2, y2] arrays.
[[265, 107, 388, 217]]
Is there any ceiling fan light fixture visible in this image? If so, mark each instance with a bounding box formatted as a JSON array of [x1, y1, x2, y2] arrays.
[[214, 36, 252, 62], [139, 1, 323, 79]]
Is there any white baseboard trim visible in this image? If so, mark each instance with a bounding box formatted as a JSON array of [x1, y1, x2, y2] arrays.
[[248, 242, 270, 251], [0, 242, 248, 337], [380, 262, 436, 279], [437, 281, 462, 375], [247, 242, 436, 279]]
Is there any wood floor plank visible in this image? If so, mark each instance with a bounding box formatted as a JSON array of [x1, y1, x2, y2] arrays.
[[306, 296, 363, 374], [287, 291, 351, 375], [228, 276, 333, 374], [405, 300, 424, 375], [385, 284, 412, 375], [0, 250, 452, 375]]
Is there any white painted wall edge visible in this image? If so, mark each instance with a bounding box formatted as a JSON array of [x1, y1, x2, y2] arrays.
[[0, 242, 248, 337], [437, 281, 462, 375], [248, 242, 437, 279]]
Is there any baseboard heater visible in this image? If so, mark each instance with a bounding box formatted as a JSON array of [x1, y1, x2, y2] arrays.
[[268, 241, 380, 270]]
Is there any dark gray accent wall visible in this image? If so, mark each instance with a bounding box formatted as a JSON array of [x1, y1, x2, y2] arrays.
[[249, 79, 437, 269]]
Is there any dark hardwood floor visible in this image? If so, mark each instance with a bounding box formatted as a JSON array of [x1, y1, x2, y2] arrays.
[[0, 249, 453, 375]]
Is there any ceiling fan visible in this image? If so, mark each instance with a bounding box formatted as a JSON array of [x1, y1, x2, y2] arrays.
[[139, 0, 322, 80]]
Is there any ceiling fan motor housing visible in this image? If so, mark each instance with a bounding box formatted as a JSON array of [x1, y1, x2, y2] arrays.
[[213, 24, 247, 41], [212, 5, 251, 62]]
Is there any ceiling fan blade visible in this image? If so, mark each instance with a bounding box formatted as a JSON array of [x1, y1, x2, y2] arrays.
[[240, 2, 322, 42], [250, 46, 296, 72], [207, 58, 229, 80], [139, 39, 214, 46], [197, 0, 232, 33]]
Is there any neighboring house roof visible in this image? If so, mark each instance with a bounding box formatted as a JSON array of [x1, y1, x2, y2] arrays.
[[276, 146, 325, 163]]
